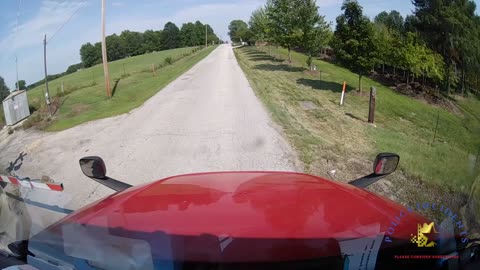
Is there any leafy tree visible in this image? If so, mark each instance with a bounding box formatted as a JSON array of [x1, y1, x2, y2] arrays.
[[0, 76, 10, 100], [374, 10, 404, 33], [332, 0, 378, 92], [181, 23, 200, 47], [404, 15, 419, 33], [80, 42, 100, 68], [412, 0, 478, 93], [249, 7, 270, 43], [162, 22, 181, 50], [298, 0, 331, 68], [15, 80, 26, 90], [66, 63, 84, 74], [265, 0, 304, 62], [228, 20, 251, 43], [143, 30, 162, 52], [206, 24, 219, 44], [120, 30, 144, 56], [194, 21, 206, 46], [106, 34, 127, 61], [373, 23, 394, 74]]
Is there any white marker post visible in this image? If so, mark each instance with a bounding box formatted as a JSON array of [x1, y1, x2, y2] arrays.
[[340, 81, 346, 105]]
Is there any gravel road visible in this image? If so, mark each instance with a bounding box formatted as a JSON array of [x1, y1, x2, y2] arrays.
[[0, 44, 299, 233]]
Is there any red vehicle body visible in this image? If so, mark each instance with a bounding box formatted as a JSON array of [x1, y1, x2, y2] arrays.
[[24, 171, 463, 270]]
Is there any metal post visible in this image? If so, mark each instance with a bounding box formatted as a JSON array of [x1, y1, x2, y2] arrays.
[[368, 87, 376, 123], [43, 34, 52, 116], [15, 56, 19, 91]]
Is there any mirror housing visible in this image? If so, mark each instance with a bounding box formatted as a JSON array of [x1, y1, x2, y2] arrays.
[[79, 156, 107, 179], [373, 153, 399, 175], [348, 153, 400, 188], [79, 156, 132, 192]]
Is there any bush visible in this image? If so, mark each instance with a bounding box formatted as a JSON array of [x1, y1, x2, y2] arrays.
[[7, 128, 13, 135], [22, 113, 42, 130], [164, 57, 174, 65], [306, 56, 313, 69]]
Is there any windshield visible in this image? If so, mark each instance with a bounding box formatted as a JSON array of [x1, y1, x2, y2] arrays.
[[0, 0, 479, 269]]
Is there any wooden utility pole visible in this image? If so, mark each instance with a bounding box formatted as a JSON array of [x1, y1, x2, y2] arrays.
[[43, 34, 52, 116], [205, 24, 207, 48], [368, 87, 376, 123], [101, 0, 111, 98]]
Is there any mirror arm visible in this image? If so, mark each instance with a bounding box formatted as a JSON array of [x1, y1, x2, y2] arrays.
[[348, 173, 387, 188], [88, 176, 132, 192]]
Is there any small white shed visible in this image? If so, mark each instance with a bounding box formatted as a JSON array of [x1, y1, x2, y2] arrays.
[[2, 90, 31, 126]]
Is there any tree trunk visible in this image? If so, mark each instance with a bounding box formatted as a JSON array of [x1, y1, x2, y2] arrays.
[[382, 62, 385, 74], [406, 71, 409, 84], [287, 47, 292, 63], [359, 74, 363, 93], [412, 73, 415, 83], [393, 66, 396, 76], [422, 74, 425, 87], [461, 66, 465, 96], [403, 69, 406, 80]]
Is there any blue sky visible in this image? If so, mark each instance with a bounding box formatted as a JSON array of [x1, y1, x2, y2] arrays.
[[0, 0, 478, 89]]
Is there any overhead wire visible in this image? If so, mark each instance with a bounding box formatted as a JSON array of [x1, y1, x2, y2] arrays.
[[47, 1, 86, 43]]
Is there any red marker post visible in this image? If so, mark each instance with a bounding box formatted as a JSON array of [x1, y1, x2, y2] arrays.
[[340, 81, 346, 105]]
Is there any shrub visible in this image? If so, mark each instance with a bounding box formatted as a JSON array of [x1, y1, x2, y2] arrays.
[[306, 56, 313, 69], [22, 113, 42, 130], [7, 128, 13, 135], [164, 57, 174, 65]]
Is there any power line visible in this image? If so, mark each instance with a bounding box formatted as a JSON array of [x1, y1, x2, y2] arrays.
[[47, 2, 85, 43], [13, 0, 22, 51]]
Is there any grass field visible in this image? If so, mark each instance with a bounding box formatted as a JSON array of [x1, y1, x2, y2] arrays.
[[235, 46, 480, 216], [25, 46, 216, 131]]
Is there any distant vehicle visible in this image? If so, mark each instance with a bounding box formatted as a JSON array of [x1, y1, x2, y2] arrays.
[[1, 154, 479, 269]]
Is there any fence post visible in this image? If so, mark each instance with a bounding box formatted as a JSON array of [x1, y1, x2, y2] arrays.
[[432, 111, 440, 145], [368, 87, 376, 123], [61, 82, 64, 94], [340, 81, 346, 105], [151, 64, 156, 76]]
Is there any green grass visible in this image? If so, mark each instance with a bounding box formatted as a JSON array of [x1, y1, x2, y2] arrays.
[[27, 46, 215, 131], [235, 46, 480, 196]]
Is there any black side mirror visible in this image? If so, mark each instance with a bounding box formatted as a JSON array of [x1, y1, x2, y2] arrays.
[[79, 156, 106, 179], [79, 156, 132, 192], [348, 153, 400, 188], [373, 153, 399, 175]]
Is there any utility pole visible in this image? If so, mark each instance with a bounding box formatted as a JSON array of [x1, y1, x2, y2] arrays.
[[101, 0, 111, 98], [15, 56, 19, 91], [43, 34, 52, 116], [205, 24, 207, 48]]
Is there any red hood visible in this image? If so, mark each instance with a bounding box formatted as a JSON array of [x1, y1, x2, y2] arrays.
[[53, 171, 427, 239], [29, 172, 429, 264]]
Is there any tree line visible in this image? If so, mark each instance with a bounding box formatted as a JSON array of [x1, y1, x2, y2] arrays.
[[230, 0, 480, 95], [22, 21, 220, 90], [80, 21, 220, 68]]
